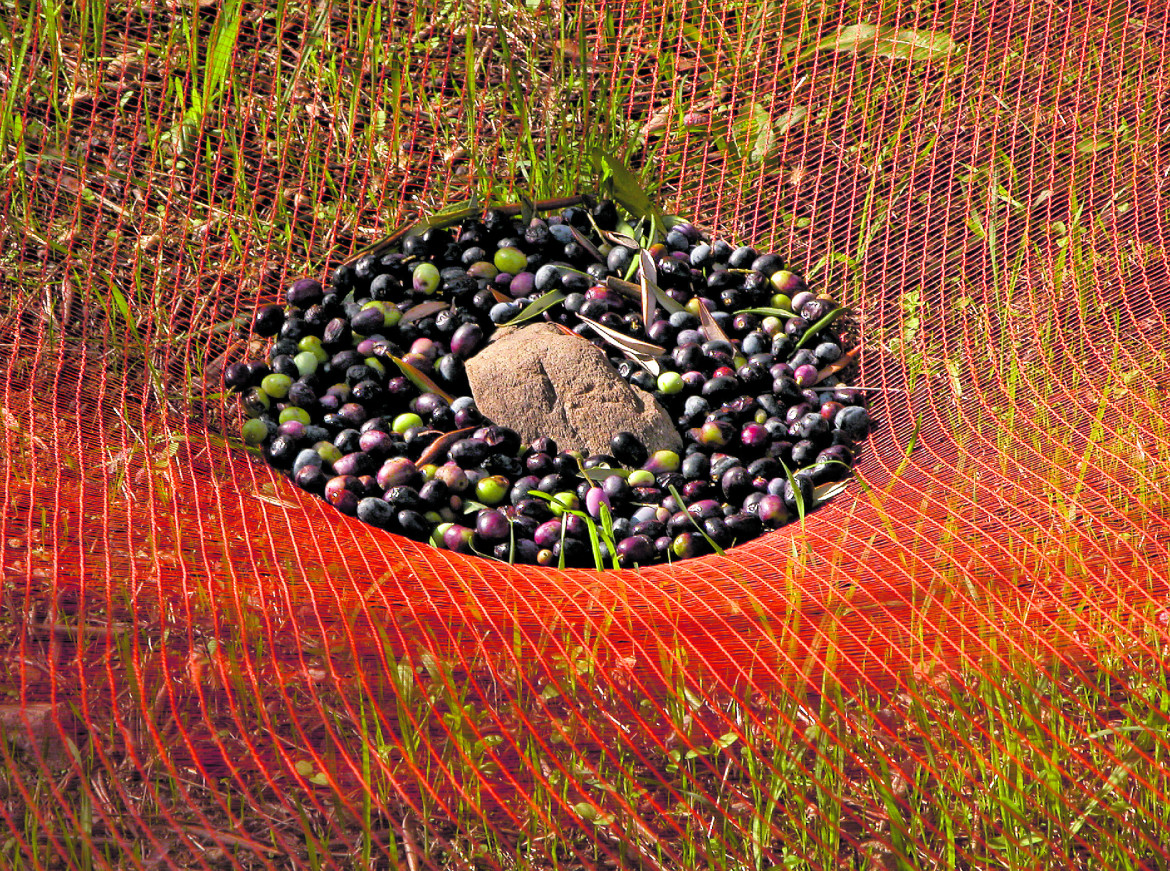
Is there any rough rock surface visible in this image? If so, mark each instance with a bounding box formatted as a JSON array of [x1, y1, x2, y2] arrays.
[[464, 322, 683, 458]]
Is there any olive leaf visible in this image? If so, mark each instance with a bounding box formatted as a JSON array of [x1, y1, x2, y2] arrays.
[[811, 23, 959, 63], [389, 355, 455, 403], [606, 276, 685, 315], [489, 288, 512, 304], [400, 300, 450, 325], [638, 249, 658, 327], [812, 480, 849, 505], [567, 224, 605, 264], [518, 191, 536, 225], [696, 298, 732, 345], [578, 466, 634, 483], [794, 307, 848, 350], [576, 315, 664, 377], [814, 346, 862, 385], [602, 230, 641, 249], [735, 306, 799, 319], [667, 484, 726, 557], [503, 289, 566, 327], [413, 427, 476, 468], [593, 148, 662, 227]]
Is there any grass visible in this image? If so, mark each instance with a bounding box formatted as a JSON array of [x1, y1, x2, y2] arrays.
[[2, 0, 1169, 868]]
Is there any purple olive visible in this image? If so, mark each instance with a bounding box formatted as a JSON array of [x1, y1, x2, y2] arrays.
[[475, 508, 511, 543], [793, 364, 820, 388], [324, 476, 362, 514], [585, 487, 610, 518], [294, 464, 327, 495], [534, 519, 564, 550], [756, 494, 789, 528], [720, 466, 753, 505], [796, 412, 831, 441], [615, 535, 656, 568], [434, 462, 470, 493], [688, 499, 723, 520], [332, 451, 376, 477], [508, 271, 536, 299], [287, 277, 324, 308], [739, 423, 770, 452], [443, 525, 474, 554], [376, 457, 421, 490], [450, 323, 484, 359], [562, 514, 589, 540]]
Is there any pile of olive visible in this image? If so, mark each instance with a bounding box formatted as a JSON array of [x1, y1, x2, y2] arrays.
[[226, 200, 870, 568]]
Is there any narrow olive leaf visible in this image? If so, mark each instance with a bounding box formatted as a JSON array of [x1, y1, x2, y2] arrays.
[[696, 298, 731, 344], [577, 316, 664, 375], [597, 502, 621, 570], [778, 460, 808, 522], [735, 306, 799, 319], [794, 307, 847, 350], [518, 191, 536, 225], [567, 224, 605, 263], [813, 480, 849, 504], [639, 249, 657, 328], [400, 300, 449, 325], [608, 275, 685, 316], [503, 289, 566, 326], [551, 322, 579, 339], [414, 427, 477, 468], [814, 346, 862, 385], [668, 484, 726, 556], [390, 356, 455, 403], [579, 465, 634, 483], [826, 24, 958, 63], [489, 288, 512, 304], [653, 285, 686, 315], [602, 230, 641, 249], [592, 149, 663, 224]]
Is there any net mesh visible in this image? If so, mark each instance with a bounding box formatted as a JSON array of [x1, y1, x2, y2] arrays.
[[2, 0, 1169, 868]]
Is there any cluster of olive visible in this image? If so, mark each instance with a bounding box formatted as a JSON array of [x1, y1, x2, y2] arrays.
[[226, 200, 870, 568]]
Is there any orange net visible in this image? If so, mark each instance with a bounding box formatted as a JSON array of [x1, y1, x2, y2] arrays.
[[2, 0, 1169, 867]]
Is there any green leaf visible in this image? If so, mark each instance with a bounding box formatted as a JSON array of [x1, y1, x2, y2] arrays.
[[503, 289, 566, 326], [573, 802, 598, 822], [814, 24, 958, 63], [667, 484, 726, 556], [203, 0, 243, 107], [733, 101, 774, 164], [735, 306, 799, 319], [592, 149, 666, 227], [579, 466, 633, 484], [774, 105, 808, 136], [794, 307, 847, 350], [597, 502, 621, 570]]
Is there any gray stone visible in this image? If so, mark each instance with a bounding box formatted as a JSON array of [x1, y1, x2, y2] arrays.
[[464, 323, 682, 458]]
